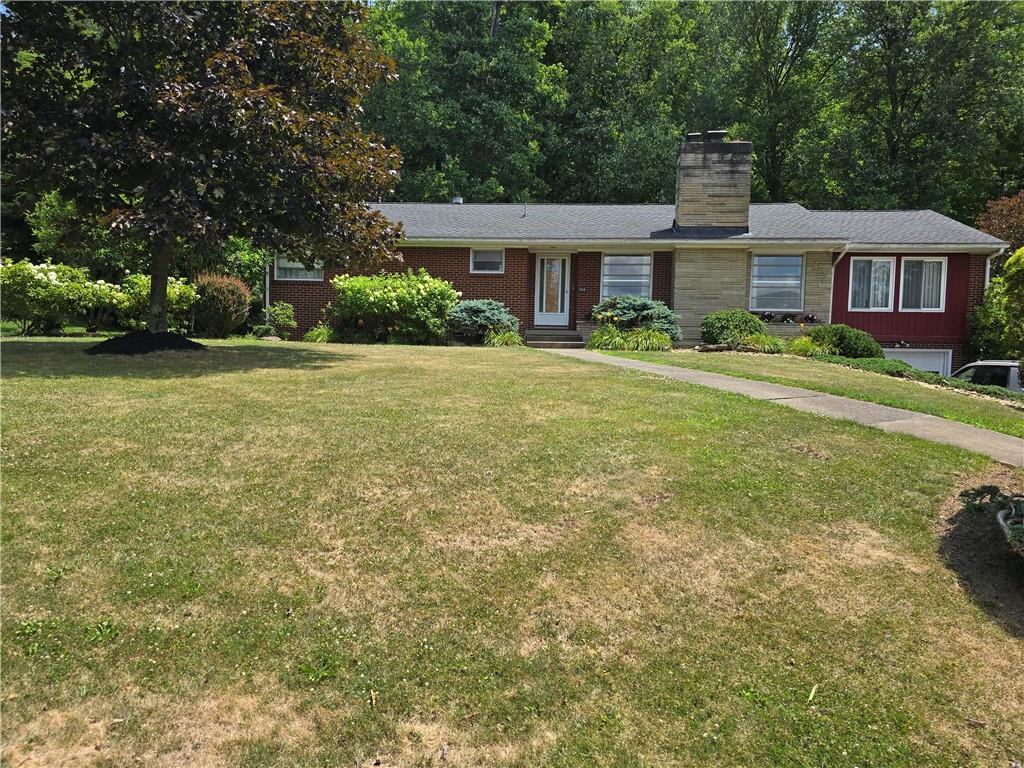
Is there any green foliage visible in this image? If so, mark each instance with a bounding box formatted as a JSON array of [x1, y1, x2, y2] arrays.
[[448, 299, 519, 342], [249, 324, 276, 338], [360, 2, 1021, 221], [965, 278, 1022, 361], [817, 355, 1024, 403], [592, 295, 682, 341], [303, 324, 336, 344], [1000, 247, 1024, 356], [700, 309, 767, 344], [72, 278, 123, 332], [267, 301, 298, 340], [740, 333, 785, 354], [4, 2, 402, 331], [809, 324, 883, 359], [0, 260, 89, 335], [25, 191, 149, 282], [365, 1, 560, 202], [328, 269, 459, 344], [483, 330, 524, 347], [115, 274, 197, 333], [586, 325, 629, 350], [623, 327, 673, 352], [192, 273, 252, 338], [788, 335, 836, 357]]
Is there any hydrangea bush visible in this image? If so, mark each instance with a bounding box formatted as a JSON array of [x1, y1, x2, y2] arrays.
[[328, 269, 459, 344], [114, 273, 198, 332], [0, 259, 90, 334]]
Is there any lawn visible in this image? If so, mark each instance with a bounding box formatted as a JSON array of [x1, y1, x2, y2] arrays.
[[3, 338, 1022, 767], [609, 349, 1024, 438]]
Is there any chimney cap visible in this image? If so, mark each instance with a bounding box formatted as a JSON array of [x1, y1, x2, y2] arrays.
[[451, 196, 463, 204], [706, 129, 729, 142], [685, 132, 703, 143]]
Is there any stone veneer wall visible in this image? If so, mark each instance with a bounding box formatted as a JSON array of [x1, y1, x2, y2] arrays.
[[672, 249, 833, 344]]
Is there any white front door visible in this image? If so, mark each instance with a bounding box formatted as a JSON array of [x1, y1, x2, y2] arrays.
[[535, 255, 570, 326]]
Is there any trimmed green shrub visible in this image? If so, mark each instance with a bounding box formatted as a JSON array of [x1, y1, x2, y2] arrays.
[[192, 273, 252, 337], [449, 299, 519, 342], [740, 333, 785, 354], [329, 269, 458, 344], [303, 323, 335, 343], [817, 355, 1024, 403], [484, 329, 524, 347], [788, 335, 836, 357], [114, 273, 197, 332], [249, 323, 277, 338], [700, 309, 766, 344], [623, 327, 673, 351], [592, 295, 682, 341], [586, 324, 628, 350], [809, 324, 882, 358], [267, 301, 297, 339], [0, 259, 90, 334]]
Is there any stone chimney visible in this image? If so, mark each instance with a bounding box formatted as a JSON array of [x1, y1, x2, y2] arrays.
[[674, 130, 752, 231]]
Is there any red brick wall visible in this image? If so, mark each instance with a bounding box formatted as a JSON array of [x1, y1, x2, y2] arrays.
[[270, 246, 533, 337], [271, 246, 677, 337], [966, 254, 988, 318]]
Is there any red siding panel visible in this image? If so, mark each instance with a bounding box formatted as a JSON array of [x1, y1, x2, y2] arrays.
[[830, 252, 973, 345]]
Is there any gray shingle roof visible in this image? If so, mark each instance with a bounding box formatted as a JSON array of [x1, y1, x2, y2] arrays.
[[371, 202, 1005, 248]]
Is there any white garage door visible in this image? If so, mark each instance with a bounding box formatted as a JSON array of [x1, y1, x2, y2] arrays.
[[882, 348, 952, 376]]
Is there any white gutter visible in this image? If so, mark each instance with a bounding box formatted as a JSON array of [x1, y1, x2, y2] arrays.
[[843, 242, 1006, 254], [396, 237, 847, 251], [396, 237, 1002, 254], [828, 243, 851, 319]]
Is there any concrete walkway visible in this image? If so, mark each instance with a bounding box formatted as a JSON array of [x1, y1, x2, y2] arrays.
[[543, 348, 1024, 467]]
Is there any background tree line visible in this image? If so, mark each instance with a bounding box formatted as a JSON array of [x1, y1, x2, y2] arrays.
[[363, 0, 1024, 225]]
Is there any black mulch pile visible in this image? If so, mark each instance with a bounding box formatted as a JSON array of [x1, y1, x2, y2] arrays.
[[84, 331, 206, 356]]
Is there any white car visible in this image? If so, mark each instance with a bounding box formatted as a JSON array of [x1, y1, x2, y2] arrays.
[[951, 360, 1022, 392]]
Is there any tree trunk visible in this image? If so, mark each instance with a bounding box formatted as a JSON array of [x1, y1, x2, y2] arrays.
[[147, 240, 172, 333]]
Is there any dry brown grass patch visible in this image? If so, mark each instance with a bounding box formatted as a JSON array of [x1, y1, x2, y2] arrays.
[[2, 688, 323, 768]]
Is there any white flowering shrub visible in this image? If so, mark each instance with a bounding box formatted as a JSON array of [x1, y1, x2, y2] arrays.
[[114, 273, 198, 332], [0, 259, 90, 335]]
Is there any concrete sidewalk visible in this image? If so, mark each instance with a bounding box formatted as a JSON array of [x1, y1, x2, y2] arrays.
[[543, 348, 1024, 467]]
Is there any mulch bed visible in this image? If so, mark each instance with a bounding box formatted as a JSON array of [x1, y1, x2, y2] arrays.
[[84, 331, 206, 356]]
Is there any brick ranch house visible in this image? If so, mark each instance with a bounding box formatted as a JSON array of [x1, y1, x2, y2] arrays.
[[270, 130, 1007, 374]]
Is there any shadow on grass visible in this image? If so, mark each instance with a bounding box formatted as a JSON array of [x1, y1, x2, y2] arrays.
[[0, 339, 356, 379], [938, 484, 1024, 639]]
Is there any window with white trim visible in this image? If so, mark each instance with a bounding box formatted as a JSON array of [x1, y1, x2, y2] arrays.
[[601, 254, 652, 299], [899, 257, 946, 311], [275, 257, 323, 281], [749, 255, 803, 311], [470, 249, 505, 274], [849, 257, 895, 311]]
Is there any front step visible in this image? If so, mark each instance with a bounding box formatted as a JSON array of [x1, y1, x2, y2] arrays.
[[525, 329, 584, 349], [526, 340, 585, 349]]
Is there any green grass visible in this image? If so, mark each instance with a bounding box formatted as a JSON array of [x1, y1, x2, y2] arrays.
[[3, 338, 1022, 767], [610, 349, 1024, 438]]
